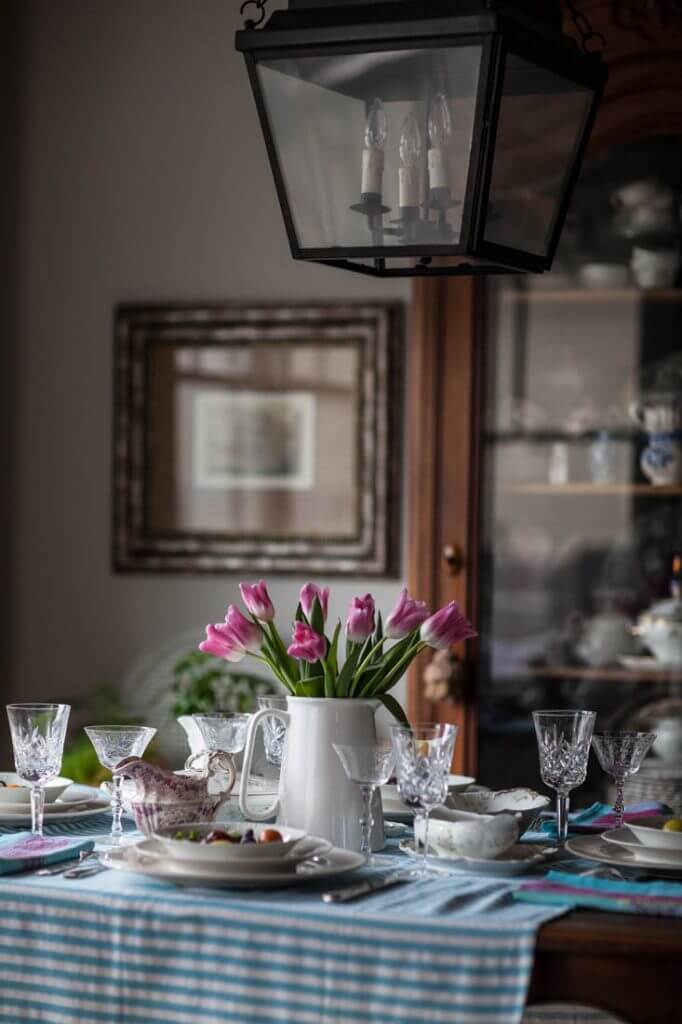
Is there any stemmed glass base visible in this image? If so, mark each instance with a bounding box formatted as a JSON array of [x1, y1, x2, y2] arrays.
[[407, 811, 449, 879]]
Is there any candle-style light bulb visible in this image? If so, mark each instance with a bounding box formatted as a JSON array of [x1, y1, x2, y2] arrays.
[[399, 112, 422, 208], [427, 92, 451, 191], [361, 98, 387, 199]]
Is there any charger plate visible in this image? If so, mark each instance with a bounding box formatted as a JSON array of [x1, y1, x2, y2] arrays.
[[602, 827, 682, 868], [565, 833, 682, 877], [103, 838, 366, 889], [399, 839, 555, 876]]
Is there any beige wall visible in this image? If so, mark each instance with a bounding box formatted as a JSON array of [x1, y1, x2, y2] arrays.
[[5, 0, 411, 753]]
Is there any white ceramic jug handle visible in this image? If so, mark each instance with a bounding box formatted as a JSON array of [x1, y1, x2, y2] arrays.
[[239, 707, 289, 821]]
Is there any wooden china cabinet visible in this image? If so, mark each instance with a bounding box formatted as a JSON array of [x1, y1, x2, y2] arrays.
[[406, 7, 682, 1019]]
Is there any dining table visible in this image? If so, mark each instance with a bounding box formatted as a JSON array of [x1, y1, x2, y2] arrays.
[[0, 799, 679, 1024]]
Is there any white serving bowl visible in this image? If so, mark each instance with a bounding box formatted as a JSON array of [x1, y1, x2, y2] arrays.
[[153, 821, 309, 865], [0, 773, 73, 805], [415, 808, 519, 861], [626, 816, 682, 852], [381, 774, 475, 816], [448, 788, 550, 836]]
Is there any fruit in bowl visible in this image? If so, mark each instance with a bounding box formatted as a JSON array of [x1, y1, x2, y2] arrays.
[[153, 821, 309, 865]]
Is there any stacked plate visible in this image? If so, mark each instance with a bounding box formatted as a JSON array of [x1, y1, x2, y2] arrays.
[[103, 821, 366, 889], [566, 815, 682, 877], [0, 773, 111, 824], [381, 774, 476, 822]]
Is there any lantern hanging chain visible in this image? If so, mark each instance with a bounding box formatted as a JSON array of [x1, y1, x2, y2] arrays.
[[240, 0, 268, 29], [563, 0, 606, 54]]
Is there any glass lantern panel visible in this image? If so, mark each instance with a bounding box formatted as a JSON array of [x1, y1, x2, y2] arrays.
[[483, 53, 593, 257], [256, 45, 482, 252]]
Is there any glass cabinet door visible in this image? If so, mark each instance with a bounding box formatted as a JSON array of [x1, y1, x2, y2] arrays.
[[477, 137, 682, 803]]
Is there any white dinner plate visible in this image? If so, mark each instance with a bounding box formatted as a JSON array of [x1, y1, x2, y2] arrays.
[[0, 797, 111, 824], [103, 838, 366, 889], [0, 774, 73, 804], [565, 833, 682, 877], [382, 774, 476, 821], [602, 827, 682, 867], [399, 839, 555, 876]]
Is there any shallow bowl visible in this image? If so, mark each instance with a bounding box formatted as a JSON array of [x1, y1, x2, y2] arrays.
[[153, 821, 308, 865], [448, 788, 550, 836], [0, 774, 73, 805], [626, 815, 682, 851], [415, 809, 519, 861], [381, 774, 475, 816]]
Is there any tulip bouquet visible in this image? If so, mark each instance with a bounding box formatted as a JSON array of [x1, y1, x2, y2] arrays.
[[199, 582, 476, 724]]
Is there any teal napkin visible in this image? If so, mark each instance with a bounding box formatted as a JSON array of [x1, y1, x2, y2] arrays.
[[0, 832, 95, 875], [523, 801, 671, 842], [514, 870, 682, 918]]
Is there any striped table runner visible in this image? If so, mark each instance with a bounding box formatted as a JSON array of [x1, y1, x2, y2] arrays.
[[0, 834, 565, 1024]]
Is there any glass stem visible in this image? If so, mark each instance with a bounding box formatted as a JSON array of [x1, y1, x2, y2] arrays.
[[30, 785, 45, 837], [415, 810, 429, 872], [359, 784, 374, 857], [111, 774, 124, 842], [613, 776, 625, 829], [556, 791, 570, 843]]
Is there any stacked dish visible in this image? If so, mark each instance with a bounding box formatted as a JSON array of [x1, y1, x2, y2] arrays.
[[567, 815, 682, 877], [381, 773, 475, 822], [103, 821, 366, 889], [0, 773, 111, 824]]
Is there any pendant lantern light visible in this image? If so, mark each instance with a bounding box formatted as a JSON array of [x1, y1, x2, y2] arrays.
[[236, 0, 607, 277]]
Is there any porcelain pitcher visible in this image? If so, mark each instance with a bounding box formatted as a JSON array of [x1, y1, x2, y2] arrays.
[[239, 697, 385, 852]]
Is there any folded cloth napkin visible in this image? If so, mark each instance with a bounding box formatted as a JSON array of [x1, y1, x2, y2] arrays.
[[523, 801, 671, 841], [514, 869, 682, 918], [0, 832, 95, 875]]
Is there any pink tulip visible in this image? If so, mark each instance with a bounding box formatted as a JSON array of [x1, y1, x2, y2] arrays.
[[225, 604, 264, 654], [287, 621, 327, 664], [385, 588, 430, 639], [199, 622, 246, 663], [345, 594, 376, 644], [239, 580, 275, 622], [420, 601, 477, 650], [300, 583, 330, 622]]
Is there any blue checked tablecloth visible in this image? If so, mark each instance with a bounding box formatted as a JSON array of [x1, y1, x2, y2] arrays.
[[0, 814, 566, 1024]]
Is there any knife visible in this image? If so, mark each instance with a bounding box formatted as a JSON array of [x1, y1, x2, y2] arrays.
[[321, 872, 407, 903]]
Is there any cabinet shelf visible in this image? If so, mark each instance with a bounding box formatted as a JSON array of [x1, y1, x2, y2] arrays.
[[502, 483, 682, 497], [527, 665, 682, 684], [500, 287, 682, 303]]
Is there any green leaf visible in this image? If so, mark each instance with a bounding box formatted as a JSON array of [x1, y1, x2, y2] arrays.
[[377, 693, 409, 727], [327, 621, 341, 677], [322, 660, 335, 698], [373, 611, 383, 647], [295, 602, 306, 624], [294, 677, 325, 698], [335, 643, 362, 698]]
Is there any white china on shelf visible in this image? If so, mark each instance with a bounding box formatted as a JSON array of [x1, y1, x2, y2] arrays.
[[103, 838, 366, 889], [633, 589, 682, 667], [602, 826, 682, 866], [176, 716, 205, 756], [0, 774, 73, 805], [652, 716, 682, 760], [630, 246, 679, 289], [566, 833, 682, 877], [575, 609, 637, 667], [0, 797, 111, 825], [577, 263, 631, 289], [399, 839, 553, 876], [239, 697, 385, 852]]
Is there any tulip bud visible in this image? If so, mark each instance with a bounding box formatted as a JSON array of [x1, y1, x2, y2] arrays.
[[239, 580, 275, 622], [287, 622, 327, 664], [345, 594, 376, 644], [385, 587, 430, 639], [420, 601, 476, 650]]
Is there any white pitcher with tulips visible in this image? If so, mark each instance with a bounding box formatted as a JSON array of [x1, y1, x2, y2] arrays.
[[199, 583, 475, 851]]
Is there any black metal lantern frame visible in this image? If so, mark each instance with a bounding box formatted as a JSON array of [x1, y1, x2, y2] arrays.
[[236, 0, 607, 277]]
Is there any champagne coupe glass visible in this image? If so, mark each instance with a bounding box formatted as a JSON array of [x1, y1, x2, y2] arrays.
[[333, 742, 395, 866], [7, 703, 70, 838], [592, 731, 656, 829], [85, 725, 156, 847], [257, 696, 288, 767], [532, 710, 596, 843], [390, 723, 457, 879]]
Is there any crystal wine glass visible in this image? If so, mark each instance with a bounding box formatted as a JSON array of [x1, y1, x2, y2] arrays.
[[532, 710, 596, 843], [333, 742, 395, 866], [7, 703, 70, 837], [257, 696, 288, 767], [192, 713, 251, 757], [390, 723, 457, 879], [592, 731, 656, 829], [85, 725, 156, 847]]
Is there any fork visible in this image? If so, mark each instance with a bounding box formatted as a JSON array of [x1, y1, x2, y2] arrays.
[[35, 850, 98, 877]]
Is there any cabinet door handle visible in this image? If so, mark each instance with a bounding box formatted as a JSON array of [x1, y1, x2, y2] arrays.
[[442, 544, 464, 577]]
